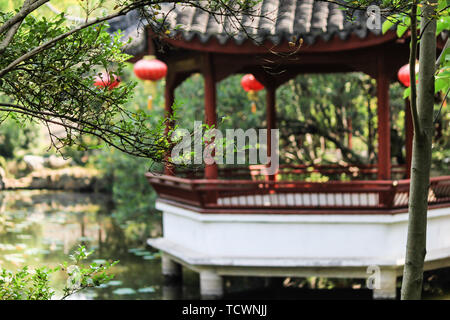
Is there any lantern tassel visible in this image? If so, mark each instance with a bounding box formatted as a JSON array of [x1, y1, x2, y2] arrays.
[[247, 90, 256, 101], [148, 95, 153, 110]]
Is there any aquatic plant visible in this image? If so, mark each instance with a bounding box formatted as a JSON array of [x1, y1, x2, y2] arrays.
[[0, 245, 118, 300]]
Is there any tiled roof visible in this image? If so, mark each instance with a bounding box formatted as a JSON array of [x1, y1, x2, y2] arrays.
[[108, 0, 379, 56]]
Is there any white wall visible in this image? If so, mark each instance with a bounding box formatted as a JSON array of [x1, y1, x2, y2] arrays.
[[158, 200, 450, 267]]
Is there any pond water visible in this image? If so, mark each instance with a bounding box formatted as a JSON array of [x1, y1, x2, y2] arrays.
[[1, 190, 449, 300], [0, 190, 201, 300]]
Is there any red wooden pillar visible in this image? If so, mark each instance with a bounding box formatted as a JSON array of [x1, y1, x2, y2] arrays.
[[347, 117, 353, 150], [266, 85, 277, 182], [405, 98, 413, 178], [376, 63, 391, 180], [164, 73, 175, 176], [203, 53, 218, 180]]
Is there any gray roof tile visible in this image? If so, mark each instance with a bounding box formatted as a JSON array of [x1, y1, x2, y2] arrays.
[[108, 0, 379, 55]]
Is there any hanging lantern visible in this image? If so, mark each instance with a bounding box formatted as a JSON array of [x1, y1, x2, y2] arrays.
[[93, 73, 120, 90], [241, 74, 263, 114], [397, 63, 419, 87], [133, 56, 168, 81], [241, 74, 264, 92], [134, 56, 167, 111]]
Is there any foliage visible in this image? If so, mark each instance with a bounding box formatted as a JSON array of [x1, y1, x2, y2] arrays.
[[0, 266, 54, 300], [0, 245, 118, 300], [90, 146, 160, 222], [66, 62, 166, 221], [0, 10, 168, 160], [61, 245, 119, 299], [0, 0, 261, 162], [277, 73, 406, 166], [0, 116, 39, 160], [380, 0, 450, 98]]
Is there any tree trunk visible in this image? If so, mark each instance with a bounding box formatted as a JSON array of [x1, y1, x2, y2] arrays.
[[400, 0, 437, 300]]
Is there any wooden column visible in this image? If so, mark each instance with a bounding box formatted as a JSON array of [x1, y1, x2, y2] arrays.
[[266, 85, 277, 181], [164, 72, 175, 176], [376, 60, 391, 180], [405, 98, 413, 178], [203, 53, 218, 180], [347, 117, 353, 149]]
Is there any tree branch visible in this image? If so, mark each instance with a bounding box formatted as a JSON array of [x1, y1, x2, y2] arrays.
[[0, 0, 49, 35], [0, 102, 163, 159], [436, 38, 449, 70], [45, 3, 95, 23], [0, 2, 145, 78], [0, 21, 21, 54]]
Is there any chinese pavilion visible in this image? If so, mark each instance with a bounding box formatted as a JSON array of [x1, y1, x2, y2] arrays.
[[109, 0, 450, 299]]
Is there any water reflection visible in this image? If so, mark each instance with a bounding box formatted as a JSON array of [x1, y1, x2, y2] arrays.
[[0, 190, 199, 300]]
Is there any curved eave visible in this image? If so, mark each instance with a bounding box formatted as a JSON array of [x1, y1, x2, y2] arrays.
[[151, 30, 399, 55]]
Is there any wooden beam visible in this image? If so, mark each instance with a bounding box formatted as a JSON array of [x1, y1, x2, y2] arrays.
[[170, 56, 201, 73], [158, 30, 399, 54], [212, 49, 383, 83]]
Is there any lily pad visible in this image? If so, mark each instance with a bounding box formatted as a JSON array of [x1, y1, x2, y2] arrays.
[[0, 243, 16, 251], [113, 288, 136, 295], [24, 248, 40, 255], [127, 248, 143, 253], [16, 234, 32, 240], [107, 280, 123, 286], [15, 243, 28, 250], [41, 238, 54, 245], [4, 254, 25, 264], [137, 287, 155, 293], [77, 236, 93, 242], [134, 251, 151, 256], [92, 259, 107, 265]]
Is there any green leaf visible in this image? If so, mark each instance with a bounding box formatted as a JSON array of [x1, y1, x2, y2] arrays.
[[396, 16, 411, 38], [397, 24, 408, 37], [436, 16, 450, 36], [435, 78, 449, 93], [382, 19, 394, 34], [403, 87, 411, 99]]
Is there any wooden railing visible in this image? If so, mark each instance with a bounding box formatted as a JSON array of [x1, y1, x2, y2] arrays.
[[174, 164, 408, 181], [146, 166, 450, 213]]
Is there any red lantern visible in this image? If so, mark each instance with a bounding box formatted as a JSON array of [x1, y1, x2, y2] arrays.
[[94, 73, 120, 90], [397, 63, 419, 87], [241, 74, 264, 92], [133, 57, 168, 81]]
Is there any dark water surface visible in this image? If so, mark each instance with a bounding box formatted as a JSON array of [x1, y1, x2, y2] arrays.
[[1, 190, 449, 300]]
